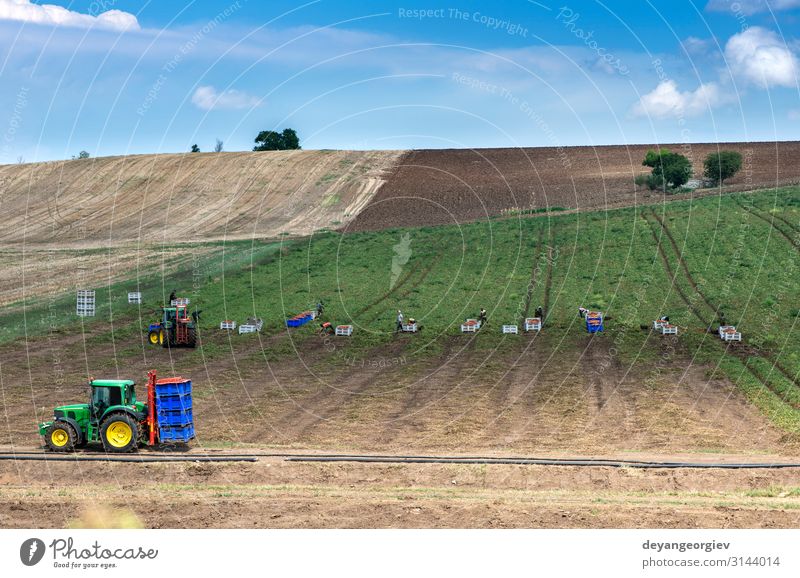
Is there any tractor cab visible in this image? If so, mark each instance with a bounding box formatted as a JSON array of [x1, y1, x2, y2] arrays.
[[89, 379, 138, 420]]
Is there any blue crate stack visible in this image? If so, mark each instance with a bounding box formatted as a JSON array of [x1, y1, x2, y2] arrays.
[[154, 379, 195, 443]]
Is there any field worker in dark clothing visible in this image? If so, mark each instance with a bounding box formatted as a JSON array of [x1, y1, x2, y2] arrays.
[[659, 315, 670, 322], [316, 300, 324, 317], [535, 306, 544, 319], [578, 306, 588, 318], [168, 290, 177, 304], [396, 310, 404, 332], [479, 308, 488, 326]]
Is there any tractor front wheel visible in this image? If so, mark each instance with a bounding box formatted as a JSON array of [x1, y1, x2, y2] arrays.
[[100, 413, 139, 453], [44, 422, 77, 452], [148, 330, 160, 345]]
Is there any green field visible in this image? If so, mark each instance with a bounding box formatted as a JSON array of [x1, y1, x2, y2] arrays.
[[7, 186, 800, 434]]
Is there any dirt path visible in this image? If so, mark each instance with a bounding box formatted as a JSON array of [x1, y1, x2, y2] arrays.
[[2, 458, 800, 528]]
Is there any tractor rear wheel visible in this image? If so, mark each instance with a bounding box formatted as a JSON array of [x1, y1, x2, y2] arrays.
[[161, 329, 170, 349], [100, 413, 139, 453], [44, 422, 77, 452], [187, 327, 197, 348]]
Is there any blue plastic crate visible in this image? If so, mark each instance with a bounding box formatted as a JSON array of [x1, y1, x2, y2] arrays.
[[154, 380, 192, 396], [155, 393, 192, 412], [286, 316, 312, 328], [159, 424, 195, 442], [157, 408, 193, 426]]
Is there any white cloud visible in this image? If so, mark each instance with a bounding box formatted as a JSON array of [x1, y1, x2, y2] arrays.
[[707, 0, 800, 15], [725, 26, 799, 88], [632, 80, 724, 118], [191, 86, 263, 111], [0, 0, 139, 31], [682, 36, 714, 56]]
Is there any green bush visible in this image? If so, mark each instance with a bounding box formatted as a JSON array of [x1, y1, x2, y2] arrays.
[[703, 150, 742, 185], [642, 149, 692, 191]]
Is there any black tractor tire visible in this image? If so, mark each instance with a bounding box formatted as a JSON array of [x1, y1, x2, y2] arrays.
[[100, 413, 139, 453], [187, 327, 197, 348], [44, 421, 77, 452], [161, 329, 171, 349]]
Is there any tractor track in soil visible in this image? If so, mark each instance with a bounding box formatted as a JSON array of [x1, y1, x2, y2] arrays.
[[643, 213, 782, 400], [351, 266, 418, 319], [521, 227, 545, 324], [649, 210, 718, 313], [542, 226, 555, 316], [361, 254, 445, 327], [642, 214, 709, 327], [648, 211, 800, 405], [733, 198, 800, 250], [718, 201, 800, 387]]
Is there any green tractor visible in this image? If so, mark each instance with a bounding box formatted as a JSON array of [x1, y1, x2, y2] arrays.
[[39, 371, 194, 453], [147, 300, 197, 348], [40, 379, 145, 452]]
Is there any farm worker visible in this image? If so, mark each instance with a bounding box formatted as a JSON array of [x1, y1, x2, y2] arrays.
[[659, 315, 670, 322], [535, 305, 544, 319], [316, 300, 324, 317], [578, 306, 588, 318], [479, 308, 488, 325], [168, 289, 177, 304], [396, 310, 404, 332]]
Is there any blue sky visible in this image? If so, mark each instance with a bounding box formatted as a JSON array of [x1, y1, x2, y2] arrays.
[[1, 0, 799, 162]]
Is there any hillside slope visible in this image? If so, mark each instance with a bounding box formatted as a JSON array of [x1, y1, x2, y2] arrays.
[[0, 149, 403, 246]]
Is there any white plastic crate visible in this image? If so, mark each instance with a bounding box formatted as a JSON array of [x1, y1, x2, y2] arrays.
[[238, 324, 258, 334], [401, 323, 418, 333], [524, 318, 542, 331], [127, 292, 142, 304], [171, 298, 190, 307], [76, 290, 96, 317], [502, 325, 518, 334], [660, 324, 678, 335], [220, 320, 237, 330], [653, 319, 666, 330], [720, 328, 742, 342], [336, 325, 353, 336]]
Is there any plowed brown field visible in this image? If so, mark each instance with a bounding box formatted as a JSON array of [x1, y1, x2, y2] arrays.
[[349, 142, 800, 231]]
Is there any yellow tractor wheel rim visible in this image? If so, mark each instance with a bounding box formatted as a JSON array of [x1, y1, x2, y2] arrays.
[[106, 422, 132, 448], [51, 428, 69, 447], [148, 332, 159, 345]]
